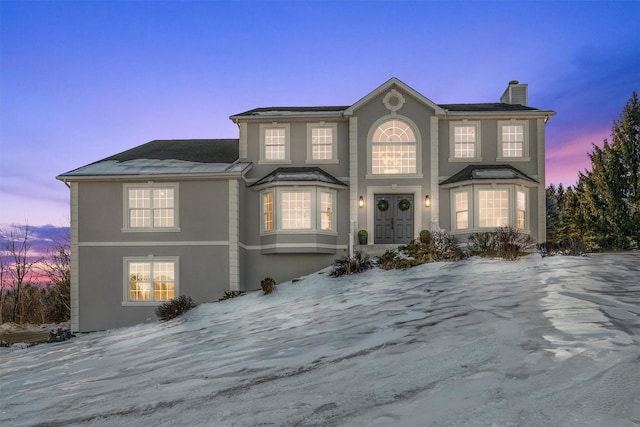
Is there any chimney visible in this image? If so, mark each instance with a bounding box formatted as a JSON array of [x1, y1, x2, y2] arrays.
[[500, 80, 528, 106]]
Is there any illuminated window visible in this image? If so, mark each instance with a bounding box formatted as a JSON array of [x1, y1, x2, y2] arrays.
[[308, 123, 337, 162], [479, 190, 509, 227], [260, 124, 290, 163], [125, 258, 177, 303], [320, 192, 333, 231], [281, 191, 311, 229], [498, 121, 529, 160], [371, 119, 417, 174], [517, 190, 526, 229], [124, 184, 178, 231], [455, 191, 469, 230], [263, 192, 274, 231], [449, 121, 481, 160], [260, 187, 336, 233]]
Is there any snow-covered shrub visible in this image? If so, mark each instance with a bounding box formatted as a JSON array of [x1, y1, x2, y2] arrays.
[[261, 277, 276, 295], [467, 232, 499, 257], [330, 250, 374, 277], [538, 236, 588, 257], [431, 231, 467, 261], [155, 295, 197, 321], [218, 290, 245, 301], [377, 232, 467, 270]]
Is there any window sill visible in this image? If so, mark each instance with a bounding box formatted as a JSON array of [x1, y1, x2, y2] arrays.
[[305, 159, 339, 165], [496, 157, 530, 162], [121, 227, 181, 233], [365, 173, 423, 180], [258, 160, 292, 165], [121, 301, 165, 307], [448, 157, 483, 163], [260, 229, 337, 236]]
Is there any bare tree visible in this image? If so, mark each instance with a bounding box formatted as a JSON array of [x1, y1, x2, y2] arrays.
[[2, 224, 39, 323], [40, 233, 71, 322]]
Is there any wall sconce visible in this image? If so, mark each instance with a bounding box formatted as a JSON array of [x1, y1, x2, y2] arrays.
[[425, 195, 431, 207], [359, 196, 364, 208]]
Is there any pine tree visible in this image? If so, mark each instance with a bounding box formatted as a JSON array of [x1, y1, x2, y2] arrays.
[[579, 91, 640, 250]]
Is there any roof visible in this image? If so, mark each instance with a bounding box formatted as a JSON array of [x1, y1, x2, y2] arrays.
[[250, 167, 348, 187], [57, 139, 250, 179], [231, 106, 349, 118], [440, 165, 538, 186], [439, 103, 541, 112]]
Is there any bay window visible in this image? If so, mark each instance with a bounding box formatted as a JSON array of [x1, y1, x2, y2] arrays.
[[261, 187, 336, 233], [450, 185, 529, 232]]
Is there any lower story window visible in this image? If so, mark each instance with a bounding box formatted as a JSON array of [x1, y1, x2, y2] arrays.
[[517, 190, 526, 229], [455, 192, 469, 230], [125, 258, 177, 303]]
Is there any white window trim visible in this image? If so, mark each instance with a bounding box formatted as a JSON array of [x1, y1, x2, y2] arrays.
[[122, 183, 180, 232], [260, 186, 337, 235], [259, 123, 291, 165], [122, 256, 179, 306], [306, 122, 339, 164], [449, 184, 530, 234], [496, 120, 530, 162], [448, 120, 482, 162], [262, 190, 274, 233], [452, 187, 471, 231], [366, 115, 423, 179]]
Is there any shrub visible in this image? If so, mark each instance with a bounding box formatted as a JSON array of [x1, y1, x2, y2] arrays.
[[155, 295, 197, 321], [218, 290, 245, 301], [330, 250, 374, 277], [538, 236, 588, 257], [377, 231, 467, 270], [419, 229, 431, 244], [469, 227, 535, 260], [261, 277, 276, 295]]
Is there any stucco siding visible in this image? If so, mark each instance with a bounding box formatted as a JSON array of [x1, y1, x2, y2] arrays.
[[77, 245, 229, 332]]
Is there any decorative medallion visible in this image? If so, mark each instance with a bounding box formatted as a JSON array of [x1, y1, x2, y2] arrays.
[[382, 89, 406, 113]]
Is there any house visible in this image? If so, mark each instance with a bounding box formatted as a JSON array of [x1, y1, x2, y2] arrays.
[[57, 77, 555, 332]]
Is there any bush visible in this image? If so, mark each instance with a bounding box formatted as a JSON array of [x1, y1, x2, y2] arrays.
[[377, 231, 467, 270], [218, 290, 246, 301], [419, 229, 431, 244], [538, 236, 588, 257], [155, 295, 197, 321], [469, 227, 535, 260], [330, 250, 374, 277], [261, 277, 276, 295]]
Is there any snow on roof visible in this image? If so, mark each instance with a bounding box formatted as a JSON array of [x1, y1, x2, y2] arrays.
[[250, 167, 348, 187], [58, 159, 251, 177]]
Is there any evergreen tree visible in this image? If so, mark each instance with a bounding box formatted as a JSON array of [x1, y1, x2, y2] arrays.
[[579, 91, 640, 250]]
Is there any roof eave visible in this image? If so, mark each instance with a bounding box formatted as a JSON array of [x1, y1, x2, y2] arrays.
[[439, 177, 539, 189], [443, 110, 556, 119], [249, 180, 348, 191]]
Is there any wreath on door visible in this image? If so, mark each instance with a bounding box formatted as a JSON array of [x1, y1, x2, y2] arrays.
[[398, 198, 411, 211], [377, 199, 390, 212]]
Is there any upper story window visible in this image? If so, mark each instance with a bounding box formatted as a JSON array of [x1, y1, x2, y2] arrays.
[[307, 122, 338, 163], [449, 121, 482, 161], [371, 119, 417, 175], [497, 120, 529, 161], [260, 123, 291, 164], [124, 257, 178, 305], [123, 183, 179, 232], [261, 187, 336, 233]]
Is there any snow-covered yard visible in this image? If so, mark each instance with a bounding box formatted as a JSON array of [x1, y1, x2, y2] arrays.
[[1, 254, 639, 426]]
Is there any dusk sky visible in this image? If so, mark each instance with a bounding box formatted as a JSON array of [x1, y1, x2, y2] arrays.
[[1, 0, 639, 227]]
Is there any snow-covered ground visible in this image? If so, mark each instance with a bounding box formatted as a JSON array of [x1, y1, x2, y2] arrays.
[[1, 254, 639, 426]]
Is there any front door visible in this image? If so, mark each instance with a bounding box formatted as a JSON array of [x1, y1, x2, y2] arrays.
[[374, 194, 414, 244]]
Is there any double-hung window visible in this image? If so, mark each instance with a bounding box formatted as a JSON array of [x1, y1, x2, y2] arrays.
[[124, 184, 179, 231], [124, 257, 178, 305], [479, 190, 509, 228], [449, 121, 481, 161], [261, 187, 336, 233], [455, 191, 469, 230], [307, 123, 338, 163], [371, 119, 418, 175], [517, 190, 527, 229], [497, 120, 529, 160], [260, 124, 290, 163]]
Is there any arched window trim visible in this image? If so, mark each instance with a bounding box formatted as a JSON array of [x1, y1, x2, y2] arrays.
[[366, 115, 423, 179]]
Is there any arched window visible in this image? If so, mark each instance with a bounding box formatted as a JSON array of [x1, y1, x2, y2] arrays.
[[371, 119, 417, 174]]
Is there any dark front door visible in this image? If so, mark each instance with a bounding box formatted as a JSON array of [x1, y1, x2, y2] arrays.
[[374, 194, 414, 244]]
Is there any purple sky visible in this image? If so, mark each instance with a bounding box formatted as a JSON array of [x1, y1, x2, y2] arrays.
[[1, 1, 639, 227]]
